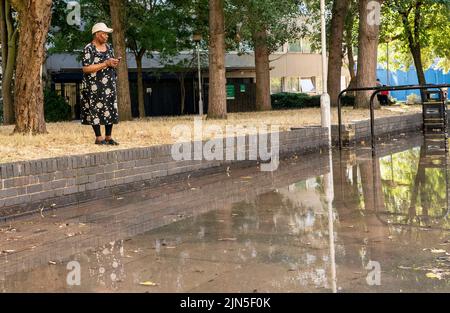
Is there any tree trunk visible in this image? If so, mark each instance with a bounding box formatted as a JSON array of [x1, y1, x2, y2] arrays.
[[207, 0, 227, 119], [179, 74, 185, 114], [10, 0, 52, 134], [109, 0, 132, 121], [346, 42, 357, 97], [2, 29, 16, 125], [0, 0, 9, 124], [346, 43, 357, 90], [402, 2, 426, 101], [328, 0, 349, 107], [135, 50, 145, 118], [254, 29, 271, 111], [411, 46, 426, 100], [355, 0, 382, 109], [360, 157, 388, 261], [0, 0, 16, 125], [345, 1, 357, 95], [360, 159, 376, 212], [410, 46, 426, 85], [409, 146, 425, 219]]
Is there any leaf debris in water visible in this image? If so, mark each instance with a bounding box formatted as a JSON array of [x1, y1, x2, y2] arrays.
[[398, 266, 412, 270], [139, 281, 159, 286], [426, 273, 442, 280], [218, 238, 237, 241]]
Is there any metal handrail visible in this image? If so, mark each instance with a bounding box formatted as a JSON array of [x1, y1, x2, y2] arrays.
[[337, 84, 450, 150]]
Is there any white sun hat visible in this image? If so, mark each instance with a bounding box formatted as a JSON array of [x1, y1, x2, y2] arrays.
[[92, 22, 113, 34]]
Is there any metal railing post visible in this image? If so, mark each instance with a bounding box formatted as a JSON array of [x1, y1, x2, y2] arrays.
[[336, 83, 450, 151], [369, 90, 381, 152]]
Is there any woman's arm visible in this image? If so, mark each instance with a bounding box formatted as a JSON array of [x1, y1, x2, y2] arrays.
[[82, 58, 119, 74], [82, 61, 110, 74]]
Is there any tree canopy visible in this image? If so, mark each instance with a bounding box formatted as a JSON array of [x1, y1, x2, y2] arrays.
[[379, 0, 450, 73]]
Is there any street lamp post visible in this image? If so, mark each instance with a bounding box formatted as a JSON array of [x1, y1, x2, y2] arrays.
[[320, 0, 336, 292], [193, 34, 204, 116], [320, 0, 331, 146]]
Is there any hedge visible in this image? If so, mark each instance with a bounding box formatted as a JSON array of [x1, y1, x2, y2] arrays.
[[44, 88, 72, 122], [271, 92, 355, 109]]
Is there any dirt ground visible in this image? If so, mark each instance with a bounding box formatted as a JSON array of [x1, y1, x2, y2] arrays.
[[0, 105, 422, 163]]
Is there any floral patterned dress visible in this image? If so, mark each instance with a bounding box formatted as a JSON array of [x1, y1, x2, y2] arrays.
[[80, 42, 119, 125]]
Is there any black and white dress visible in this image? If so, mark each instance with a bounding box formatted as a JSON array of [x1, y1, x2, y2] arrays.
[[80, 42, 119, 125]]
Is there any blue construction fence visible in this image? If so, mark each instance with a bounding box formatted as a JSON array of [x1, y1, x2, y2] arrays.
[[376, 67, 450, 101]]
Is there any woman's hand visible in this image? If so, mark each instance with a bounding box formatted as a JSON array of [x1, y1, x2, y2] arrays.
[[105, 58, 120, 68], [82, 58, 120, 74]]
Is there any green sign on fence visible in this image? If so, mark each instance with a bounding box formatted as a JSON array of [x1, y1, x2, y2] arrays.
[[226, 85, 235, 100]]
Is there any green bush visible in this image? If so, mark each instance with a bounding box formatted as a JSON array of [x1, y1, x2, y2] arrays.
[[341, 95, 355, 107], [271, 93, 320, 109], [0, 102, 3, 124], [44, 88, 72, 122], [271, 92, 355, 109]]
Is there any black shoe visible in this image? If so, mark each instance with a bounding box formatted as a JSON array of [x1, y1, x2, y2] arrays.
[[95, 139, 107, 145], [106, 138, 120, 146]]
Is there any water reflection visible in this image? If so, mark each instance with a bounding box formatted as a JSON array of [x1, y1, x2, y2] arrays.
[[1, 135, 449, 292], [336, 139, 450, 230], [381, 146, 449, 228]]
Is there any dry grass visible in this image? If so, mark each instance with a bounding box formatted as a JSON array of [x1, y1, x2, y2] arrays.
[[0, 105, 422, 163]]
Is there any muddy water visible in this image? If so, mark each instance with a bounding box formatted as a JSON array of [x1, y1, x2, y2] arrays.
[[1, 134, 449, 292]]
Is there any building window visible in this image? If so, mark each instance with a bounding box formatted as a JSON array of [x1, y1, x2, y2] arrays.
[[300, 77, 316, 93], [274, 44, 288, 53], [287, 38, 312, 53], [300, 38, 312, 53], [64, 83, 78, 119], [288, 40, 302, 52], [340, 76, 348, 91], [55, 83, 62, 96], [285, 77, 300, 93], [270, 77, 282, 94]]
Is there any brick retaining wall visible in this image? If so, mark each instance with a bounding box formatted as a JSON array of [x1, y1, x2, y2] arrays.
[[0, 114, 427, 219], [332, 113, 423, 144]]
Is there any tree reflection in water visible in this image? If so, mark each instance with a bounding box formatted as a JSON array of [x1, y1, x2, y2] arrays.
[[337, 142, 450, 230]]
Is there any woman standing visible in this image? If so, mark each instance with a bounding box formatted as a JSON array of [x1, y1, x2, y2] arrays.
[[81, 22, 121, 145]]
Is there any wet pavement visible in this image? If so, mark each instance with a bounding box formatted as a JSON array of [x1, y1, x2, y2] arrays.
[[1, 134, 449, 292]]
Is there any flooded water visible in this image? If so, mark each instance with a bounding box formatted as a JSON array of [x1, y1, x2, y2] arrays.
[[1, 134, 449, 293]]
